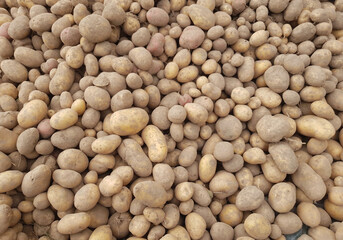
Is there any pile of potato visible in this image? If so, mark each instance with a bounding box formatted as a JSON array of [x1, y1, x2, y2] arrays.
[[0, 0, 343, 239]]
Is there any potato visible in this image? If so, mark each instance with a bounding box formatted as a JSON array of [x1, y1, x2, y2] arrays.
[[133, 181, 168, 208], [263, 65, 289, 93], [74, 184, 100, 211], [91, 135, 121, 154], [89, 225, 112, 240], [192, 183, 212, 207], [57, 212, 91, 235], [0, 59, 28, 83], [118, 139, 152, 177], [185, 212, 206, 239], [0, 170, 23, 193], [162, 203, 180, 229], [51, 126, 84, 150], [57, 149, 88, 172], [213, 141, 234, 162], [21, 164, 51, 197], [268, 142, 298, 174], [275, 212, 302, 235], [324, 199, 343, 221], [112, 186, 132, 213], [99, 174, 123, 197], [0, 204, 12, 235], [16, 128, 39, 155], [268, 182, 296, 213], [142, 125, 168, 163], [49, 62, 75, 95], [14, 47, 44, 68], [79, 14, 111, 43], [292, 162, 326, 201], [52, 169, 82, 189], [47, 184, 73, 211], [238, 57, 254, 83], [153, 163, 175, 190], [199, 154, 217, 183], [179, 26, 205, 49], [215, 115, 242, 141], [84, 86, 110, 111], [188, 4, 215, 30], [111, 108, 149, 136], [184, 103, 208, 126], [297, 202, 321, 228], [244, 213, 271, 240], [296, 116, 335, 140], [327, 89, 343, 111], [102, 1, 125, 26], [143, 207, 165, 225], [255, 115, 289, 143], [50, 108, 78, 130], [146, 7, 169, 27]]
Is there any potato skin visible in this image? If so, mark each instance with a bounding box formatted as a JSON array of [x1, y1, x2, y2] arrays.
[[0, 204, 12, 235], [292, 162, 327, 201], [57, 212, 91, 234], [111, 108, 149, 136], [0, 170, 24, 193], [22, 164, 52, 198], [142, 125, 168, 163], [133, 181, 168, 208], [118, 139, 152, 177], [296, 115, 335, 140], [79, 14, 112, 43]]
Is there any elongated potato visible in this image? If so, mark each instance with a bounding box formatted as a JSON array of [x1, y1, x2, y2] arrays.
[[296, 115, 335, 140], [292, 162, 326, 201], [111, 108, 149, 136], [57, 212, 91, 234], [142, 125, 168, 162], [22, 164, 51, 198], [118, 139, 152, 177]]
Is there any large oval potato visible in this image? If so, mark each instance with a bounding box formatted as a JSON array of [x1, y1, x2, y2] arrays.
[[17, 99, 48, 128], [22, 164, 51, 198], [0, 170, 24, 193], [296, 116, 335, 140], [57, 212, 91, 234], [111, 108, 149, 136]]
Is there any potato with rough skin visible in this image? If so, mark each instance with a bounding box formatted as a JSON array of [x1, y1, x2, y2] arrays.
[[0, 126, 18, 154], [268, 182, 296, 213], [142, 125, 168, 163], [188, 4, 215, 30], [146, 7, 169, 27], [0, 204, 12, 235], [110, 108, 149, 136], [244, 213, 271, 240], [74, 184, 100, 211], [179, 26, 205, 50], [297, 202, 321, 228], [199, 154, 217, 183], [236, 186, 264, 211], [292, 162, 327, 201], [49, 62, 75, 95], [79, 14, 112, 43], [118, 139, 152, 177], [268, 142, 298, 174], [14, 47, 44, 68], [133, 181, 168, 208], [22, 164, 51, 198], [185, 212, 206, 240], [52, 169, 82, 189], [0, 59, 28, 83], [57, 149, 89, 173], [84, 86, 111, 111]]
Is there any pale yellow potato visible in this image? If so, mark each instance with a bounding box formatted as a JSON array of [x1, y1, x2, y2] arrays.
[[133, 181, 168, 208], [110, 108, 149, 136], [142, 125, 168, 162], [199, 154, 217, 183], [185, 212, 206, 239], [57, 212, 91, 235], [50, 108, 78, 130], [296, 115, 335, 140], [17, 99, 47, 128], [0, 170, 24, 193], [91, 134, 122, 154]]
